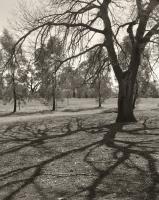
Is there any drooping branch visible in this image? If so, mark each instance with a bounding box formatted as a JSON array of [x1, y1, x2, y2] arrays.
[[56, 43, 104, 72]]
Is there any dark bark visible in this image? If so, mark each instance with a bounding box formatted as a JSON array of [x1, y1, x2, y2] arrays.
[[116, 71, 137, 123], [52, 75, 56, 111], [133, 80, 138, 109], [13, 82, 17, 113], [98, 97, 102, 108], [30, 82, 35, 95], [52, 92, 56, 111], [72, 88, 76, 98], [98, 79, 102, 108]]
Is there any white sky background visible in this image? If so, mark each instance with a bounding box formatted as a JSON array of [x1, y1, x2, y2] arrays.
[[0, 0, 42, 32], [0, 0, 19, 32]]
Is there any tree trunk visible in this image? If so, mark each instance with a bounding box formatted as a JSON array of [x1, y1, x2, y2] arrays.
[[13, 82, 17, 113], [52, 74, 56, 111], [133, 80, 138, 109], [72, 88, 76, 98], [52, 91, 56, 111], [98, 79, 102, 108], [116, 71, 137, 123], [12, 73, 17, 113], [18, 100, 21, 111]]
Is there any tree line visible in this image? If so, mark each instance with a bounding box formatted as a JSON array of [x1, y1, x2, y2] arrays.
[[0, 29, 114, 112]]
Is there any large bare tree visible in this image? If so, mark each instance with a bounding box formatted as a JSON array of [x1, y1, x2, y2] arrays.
[[11, 0, 159, 122]]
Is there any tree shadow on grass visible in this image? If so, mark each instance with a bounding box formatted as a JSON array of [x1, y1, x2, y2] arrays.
[[83, 122, 159, 200], [0, 110, 52, 118], [0, 115, 159, 200]]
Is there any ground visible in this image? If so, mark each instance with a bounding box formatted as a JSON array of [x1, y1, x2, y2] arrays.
[[0, 98, 159, 200]]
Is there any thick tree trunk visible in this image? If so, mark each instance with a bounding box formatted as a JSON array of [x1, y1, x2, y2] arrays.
[[116, 72, 137, 123]]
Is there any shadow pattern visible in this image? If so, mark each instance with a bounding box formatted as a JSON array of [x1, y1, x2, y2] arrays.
[[0, 114, 159, 200]]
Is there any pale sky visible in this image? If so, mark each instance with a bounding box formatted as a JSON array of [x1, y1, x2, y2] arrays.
[[0, 0, 19, 31]]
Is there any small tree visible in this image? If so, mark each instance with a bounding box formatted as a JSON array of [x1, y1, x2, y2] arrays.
[[35, 36, 63, 111], [23, 61, 41, 98], [0, 52, 4, 99], [0, 29, 25, 112], [59, 65, 84, 98], [80, 48, 111, 107], [145, 81, 159, 97]]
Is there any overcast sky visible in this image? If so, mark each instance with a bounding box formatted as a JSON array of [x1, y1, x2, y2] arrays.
[[0, 0, 19, 31]]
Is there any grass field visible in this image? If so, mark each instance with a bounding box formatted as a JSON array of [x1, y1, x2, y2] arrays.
[[0, 98, 117, 115], [0, 98, 159, 200], [0, 97, 158, 115]]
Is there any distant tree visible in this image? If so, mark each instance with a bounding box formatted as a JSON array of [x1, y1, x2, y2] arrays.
[[80, 48, 111, 108], [0, 29, 25, 112], [35, 36, 63, 110], [3, 80, 28, 111], [145, 81, 159, 97], [0, 52, 4, 99], [34, 46, 49, 98], [59, 65, 83, 98], [23, 60, 41, 98], [46, 36, 63, 111]]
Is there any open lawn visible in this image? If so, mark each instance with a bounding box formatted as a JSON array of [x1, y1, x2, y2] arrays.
[[0, 98, 117, 115], [0, 98, 159, 199]]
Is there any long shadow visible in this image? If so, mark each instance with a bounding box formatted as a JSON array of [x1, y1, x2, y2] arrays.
[[83, 122, 159, 200], [0, 110, 52, 118], [0, 115, 158, 199], [0, 107, 117, 118]]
